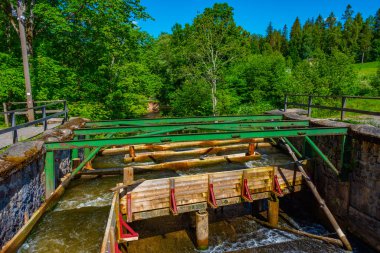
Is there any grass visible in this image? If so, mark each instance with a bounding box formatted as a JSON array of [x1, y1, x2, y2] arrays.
[[352, 61, 379, 77]]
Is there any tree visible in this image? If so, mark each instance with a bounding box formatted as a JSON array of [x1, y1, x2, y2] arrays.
[[359, 19, 373, 63], [189, 3, 248, 115], [289, 17, 302, 63]]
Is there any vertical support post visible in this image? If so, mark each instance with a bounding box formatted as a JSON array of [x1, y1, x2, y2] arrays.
[[11, 112, 18, 143], [247, 143, 255, 156], [42, 106, 47, 131], [17, 1, 34, 122], [267, 195, 279, 227], [84, 135, 90, 158], [284, 95, 288, 112], [340, 96, 347, 121], [307, 96, 312, 117], [3, 102, 9, 127], [44, 151, 55, 198], [196, 210, 209, 250], [72, 158, 81, 171], [71, 136, 79, 162], [63, 100, 68, 123], [123, 167, 134, 185], [129, 146, 136, 159]]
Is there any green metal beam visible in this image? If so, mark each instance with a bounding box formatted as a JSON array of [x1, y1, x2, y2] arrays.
[[304, 136, 339, 175], [75, 120, 309, 135], [283, 137, 302, 158], [84, 115, 283, 127], [44, 151, 55, 198], [46, 127, 347, 151]]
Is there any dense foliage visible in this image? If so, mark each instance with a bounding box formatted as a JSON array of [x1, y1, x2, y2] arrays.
[[0, 2, 379, 119]]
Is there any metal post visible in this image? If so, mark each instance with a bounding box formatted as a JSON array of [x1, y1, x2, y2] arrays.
[[63, 100, 68, 123], [42, 106, 47, 131], [11, 112, 18, 143], [340, 97, 347, 121], [84, 135, 91, 158], [307, 96, 312, 117], [3, 102, 9, 126], [44, 151, 55, 198], [284, 95, 288, 112]]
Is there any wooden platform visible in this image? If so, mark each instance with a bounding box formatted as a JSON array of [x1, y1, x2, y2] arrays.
[[120, 166, 302, 222]]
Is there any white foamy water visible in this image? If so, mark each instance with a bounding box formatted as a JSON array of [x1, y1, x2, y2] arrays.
[[204, 226, 299, 253], [53, 192, 113, 211]]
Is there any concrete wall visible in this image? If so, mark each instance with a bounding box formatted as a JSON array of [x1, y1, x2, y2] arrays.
[[0, 118, 87, 248], [270, 111, 380, 251]]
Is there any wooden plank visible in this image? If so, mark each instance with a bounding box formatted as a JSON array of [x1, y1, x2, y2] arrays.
[[100, 192, 118, 253]]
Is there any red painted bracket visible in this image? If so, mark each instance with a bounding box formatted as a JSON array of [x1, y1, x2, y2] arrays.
[[127, 193, 132, 222], [119, 212, 139, 240], [273, 175, 284, 197], [241, 178, 253, 202], [208, 183, 218, 208], [169, 179, 178, 215]]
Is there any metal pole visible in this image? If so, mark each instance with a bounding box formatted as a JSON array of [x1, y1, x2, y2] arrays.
[[17, 1, 34, 122], [63, 100, 68, 123], [307, 96, 312, 117], [284, 95, 288, 112], [304, 136, 339, 175], [340, 97, 347, 121], [11, 112, 18, 143], [42, 106, 47, 131]]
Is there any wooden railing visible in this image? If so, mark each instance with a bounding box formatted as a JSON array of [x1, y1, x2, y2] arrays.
[[0, 100, 68, 144], [284, 94, 380, 120]]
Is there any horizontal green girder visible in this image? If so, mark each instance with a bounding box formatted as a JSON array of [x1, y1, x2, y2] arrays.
[[46, 127, 347, 150], [84, 115, 283, 127], [75, 120, 309, 135]]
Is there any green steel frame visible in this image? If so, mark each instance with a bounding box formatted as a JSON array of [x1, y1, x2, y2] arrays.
[[46, 127, 348, 150], [43, 114, 350, 203], [85, 115, 283, 127], [74, 120, 310, 136]]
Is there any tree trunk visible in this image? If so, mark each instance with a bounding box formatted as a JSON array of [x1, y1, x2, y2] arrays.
[[361, 52, 364, 64], [211, 78, 217, 116]]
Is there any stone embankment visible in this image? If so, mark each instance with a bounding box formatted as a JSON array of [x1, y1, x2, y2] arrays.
[[0, 118, 88, 247], [267, 110, 380, 251]]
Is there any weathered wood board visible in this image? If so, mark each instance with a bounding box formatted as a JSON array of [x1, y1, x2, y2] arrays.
[[120, 166, 302, 221]]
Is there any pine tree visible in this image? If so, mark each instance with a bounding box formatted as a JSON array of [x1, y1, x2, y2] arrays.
[[289, 17, 302, 63], [359, 19, 373, 63]]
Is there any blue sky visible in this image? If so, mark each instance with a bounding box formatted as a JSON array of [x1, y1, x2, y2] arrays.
[[138, 0, 379, 37]]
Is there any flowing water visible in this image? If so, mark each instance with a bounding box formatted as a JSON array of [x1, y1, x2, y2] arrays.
[[19, 146, 371, 253]]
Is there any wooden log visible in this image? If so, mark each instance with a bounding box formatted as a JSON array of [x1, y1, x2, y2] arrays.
[[280, 138, 352, 251], [196, 210, 209, 250], [248, 216, 344, 248], [123, 144, 251, 163], [100, 138, 267, 155], [268, 196, 279, 227], [123, 167, 133, 185], [131, 152, 261, 171]]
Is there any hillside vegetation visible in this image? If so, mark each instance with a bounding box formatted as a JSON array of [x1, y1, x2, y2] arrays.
[[0, 2, 379, 120]]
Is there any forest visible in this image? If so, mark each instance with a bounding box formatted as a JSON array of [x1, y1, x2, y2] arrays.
[[0, 1, 379, 120]]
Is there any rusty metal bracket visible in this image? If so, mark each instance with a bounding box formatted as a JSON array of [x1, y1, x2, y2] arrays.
[[241, 171, 253, 202], [208, 176, 218, 208], [126, 193, 132, 222], [273, 175, 283, 197], [169, 179, 178, 215]]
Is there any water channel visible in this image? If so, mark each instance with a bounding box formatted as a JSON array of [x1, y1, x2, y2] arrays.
[[19, 146, 371, 253]]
